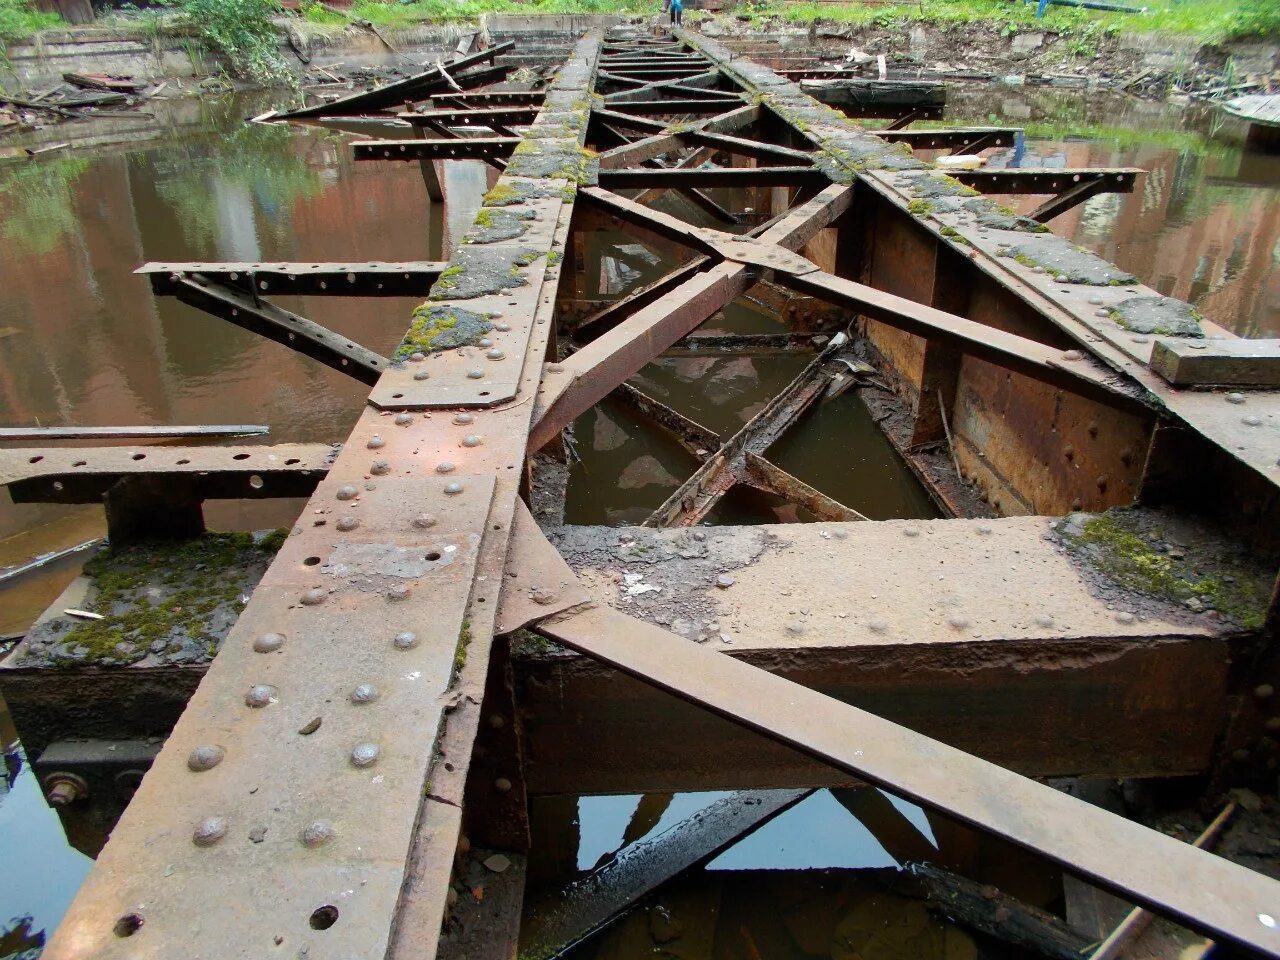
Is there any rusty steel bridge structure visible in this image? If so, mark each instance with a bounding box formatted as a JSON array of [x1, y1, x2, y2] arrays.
[[5, 24, 1280, 960]]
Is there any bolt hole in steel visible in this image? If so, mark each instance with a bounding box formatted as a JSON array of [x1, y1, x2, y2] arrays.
[[426, 551, 442, 562], [310, 905, 339, 931], [176, 458, 190, 465], [132, 453, 145, 461], [233, 453, 250, 460], [73, 460, 86, 467], [304, 556, 321, 567], [28, 455, 42, 463], [113, 913, 143, 938]]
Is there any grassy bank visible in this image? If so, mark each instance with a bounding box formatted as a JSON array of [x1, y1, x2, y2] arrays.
[[735, 0, 1280, 46], [0, 0, 63, 45]]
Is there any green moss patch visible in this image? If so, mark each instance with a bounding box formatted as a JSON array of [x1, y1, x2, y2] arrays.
[[1058, 510, 1271, 631], [25, 532, 285, 668], [397, 304, 493, 357]]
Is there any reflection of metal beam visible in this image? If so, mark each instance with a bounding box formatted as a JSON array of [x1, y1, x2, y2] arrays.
[[138, 261, 448, 297], [1027, 176, 1112, 222], [615, 382, 720, 459], [519, 789, 808, 960], [535, 598, 1280, 956], [156, 275, 387, 384], [743, 452, 868, 521], [0, 425, 268, 442]]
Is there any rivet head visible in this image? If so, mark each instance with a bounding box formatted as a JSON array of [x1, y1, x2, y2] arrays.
[[947, 614, 972, 631], [1061, 349, 1084, 361], [253, 632, 285, 653], [367, 435, 385, 449], [903, 526, 920, 537], [868, 619, 888, 634], [300, 588, 326, 606], [976, 523, 993, 535], [336, 516, 360, 532], [336, 484, 358, 501], [371, 460, 390, 475], [351, 743, 380, 768], [409, 352, 426, 362], [436, 462, 455, 474], [395, 413, 414, 425], [188, 745, 225, 771], [412, 514, 437, 529], [494, 322, 511, 332], [414, 370, 430, 381], [1115, 611, 1135, 624], [461, 434, 482, 447], [453, 413, 474, 425], [1087, 296, 1103, 305], [301, 821, 335, 848], [245, 684, 277, 708], [1033, 614, 1055, 629], [387, 585, 410, 602], [486, 348, 505, 360], [1226, 392, 1246, 405], [193, 816, 228, 847], [351, 683, 379, 704], [1243, 415, 1263, 427], [494, 777, 513, 792], [444, 482, 463, 495], [1187, 341, 1206, 350], [394, 631, 418, 649], [1256, 684, 1275, 699], [466, 369, 484, 379], [478, 338, 493, 348]]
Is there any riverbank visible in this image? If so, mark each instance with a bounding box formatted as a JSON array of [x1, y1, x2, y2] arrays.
[[1, 8, 1275, 99]]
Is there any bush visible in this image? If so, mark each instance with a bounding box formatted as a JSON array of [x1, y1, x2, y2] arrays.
[[181, 0, 292, 86]]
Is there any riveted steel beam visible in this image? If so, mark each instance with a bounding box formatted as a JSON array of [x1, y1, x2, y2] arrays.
[[352, 137, 523, 162], [0, 424, 268, 441], [395, 106, 540, 129], [945, 167, 1143, 195], [41, 34, 603, 960], [874, 127, 1020, 151], [155, 274, 387, 384], [138, 261, 449, 298]]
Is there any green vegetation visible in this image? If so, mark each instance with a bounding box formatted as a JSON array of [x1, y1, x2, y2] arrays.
[[0, 0, 61, 45], [739, 0, 1279, 44], [0, 155, 91, 257], [53, 532, 285, 666], [183, 0, 292, 85], [301, 0, 649, 26], [1062, 511, 1270, 631]]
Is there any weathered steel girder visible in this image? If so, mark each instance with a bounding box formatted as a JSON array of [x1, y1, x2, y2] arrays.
[[138, 261, 449, 298], [20, 26, 1280, 960]]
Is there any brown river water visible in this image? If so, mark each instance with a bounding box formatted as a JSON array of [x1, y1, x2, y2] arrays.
[[0, 83, 1276, 956]]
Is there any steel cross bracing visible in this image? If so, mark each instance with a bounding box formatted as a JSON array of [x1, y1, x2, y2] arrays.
[[28, 25, 1280, 960]]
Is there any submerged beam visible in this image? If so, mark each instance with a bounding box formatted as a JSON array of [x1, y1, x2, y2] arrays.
[[945, 167, 1143, 195], [352, 137, 522, 162]]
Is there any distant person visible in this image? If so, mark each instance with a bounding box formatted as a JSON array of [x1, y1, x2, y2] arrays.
[[669, 0, 683, 27]]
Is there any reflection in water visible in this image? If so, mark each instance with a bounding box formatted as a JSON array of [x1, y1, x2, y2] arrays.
[[0, 706, 92, 960], [937, 88, 1280, 338], [529, 788, 1060, 960]]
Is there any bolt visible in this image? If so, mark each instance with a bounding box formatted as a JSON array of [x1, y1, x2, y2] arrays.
[[444, 482, 464, 495], [1115, 611, 1135, 625], [368, 435, 385, 449], [300, 588, 326, 606], [409, 352, 426, 362], [478, 338, 493, 349], [245, 684, 277, 708], [412, 514, 437, 529], [903, 527, 920, 537], [486, 349, 505, 360], [494, 322, 511, 332], [351, 743, 380, 768], [193, 816, 229, 847], [45, 773, 87, 806], [301, 821, 335, 848], [494, 777, 513, 792], [395, 413, 414, 425], [1061, 350, 1084, 361], [336, 484, 358, 501], [414, 370, 430, 381], [1256, 684, 1275, 700], [466, 369, 484, 379], [1243, 415, 1263, 427], [394, 631, 418, 649], [371, 460, 390, 475], [461, 435, 482, 447], [436, 462, 455, 474], [453, 413, 474, 425], [489, 714, 506, 729], [188, 745, 225, 772], [716, 574, 735, 589], [387, 585, 410, 602], [337, 516, 361, 532], [351, 683, 379, 704], [1226, 392, 1246, 405], [253, 632, 285, 653], [947, 614, 972, 631]]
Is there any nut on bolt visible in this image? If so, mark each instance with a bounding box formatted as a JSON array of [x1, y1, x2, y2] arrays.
[[44, 772, 89, 806]]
